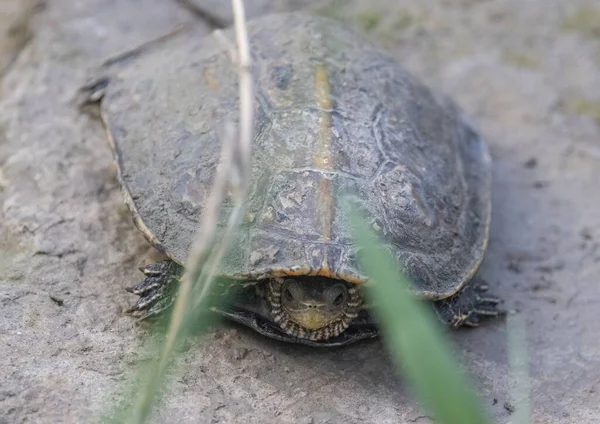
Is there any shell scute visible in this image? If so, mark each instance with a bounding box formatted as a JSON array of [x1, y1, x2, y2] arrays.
[[99, 13, 491, 299]]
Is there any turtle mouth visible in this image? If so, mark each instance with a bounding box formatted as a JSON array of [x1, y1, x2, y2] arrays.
[[267, 279, 363, 341]]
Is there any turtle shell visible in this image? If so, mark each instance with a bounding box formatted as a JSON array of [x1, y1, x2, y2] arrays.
[[98, 12, 491, 300]]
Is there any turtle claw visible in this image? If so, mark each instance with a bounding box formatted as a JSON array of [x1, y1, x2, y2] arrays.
[[475, 283, 489, 292], [128, 286, 176, 319], [139, 261, 173, 277], [477, 295, 500, 304], [125, 260, 182, 319], [474, 295, 501, 317], [127, 274, 164, 295], [434, 280, 501, 328], [464, 314, 480, 327]]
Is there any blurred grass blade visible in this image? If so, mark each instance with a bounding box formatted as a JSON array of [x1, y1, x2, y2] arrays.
[[349, 208, 491, 424], [123, 1, 253, 422], [507, 313, 531, 424]]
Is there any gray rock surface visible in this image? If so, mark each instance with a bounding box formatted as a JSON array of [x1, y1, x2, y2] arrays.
[[1, 0, 599, 423], [0, 0, 36, 77]]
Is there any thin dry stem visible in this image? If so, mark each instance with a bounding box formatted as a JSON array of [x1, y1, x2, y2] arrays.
[[232, 0, 254, 178], [129, 0, 253, 422], [193, 0, 254, 309]]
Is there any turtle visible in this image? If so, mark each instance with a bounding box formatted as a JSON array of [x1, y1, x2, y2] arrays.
[[82, 12, 499, 347]]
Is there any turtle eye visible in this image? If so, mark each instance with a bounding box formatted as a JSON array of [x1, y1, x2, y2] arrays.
[[283, 288, 294, 302], [332, 293, 345, 306]]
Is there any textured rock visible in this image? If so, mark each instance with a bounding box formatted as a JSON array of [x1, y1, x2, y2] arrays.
[[1, 0, 599, 423]]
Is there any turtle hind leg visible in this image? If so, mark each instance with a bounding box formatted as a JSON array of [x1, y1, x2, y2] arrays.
[[433, 281, 501, 329], [126, 260, 183, 319]]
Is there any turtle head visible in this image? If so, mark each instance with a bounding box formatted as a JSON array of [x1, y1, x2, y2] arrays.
[[268, 276, 362, 341], [281, 279, 348, 329]]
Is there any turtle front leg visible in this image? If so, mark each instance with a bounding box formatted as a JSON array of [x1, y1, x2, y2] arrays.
[[433, 281, 500, 328], [126, 260, 183, 319]]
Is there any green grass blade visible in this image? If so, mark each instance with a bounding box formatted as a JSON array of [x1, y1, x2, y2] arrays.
[[507, 313, 531, 424], [349, 209, 491, 424]]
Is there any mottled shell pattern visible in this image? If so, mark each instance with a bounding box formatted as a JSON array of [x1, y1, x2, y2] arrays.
[[99, 12, 491, 300]]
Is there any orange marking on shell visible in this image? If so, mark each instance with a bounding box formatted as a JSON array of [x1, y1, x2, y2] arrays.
[[242, 266, 366, 285], [278, 265, 312, 276], [334, 273, 365, 285], [309, 266, 365, 285], [312, 266, 336, 278], [313, 64, 335, 270]]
